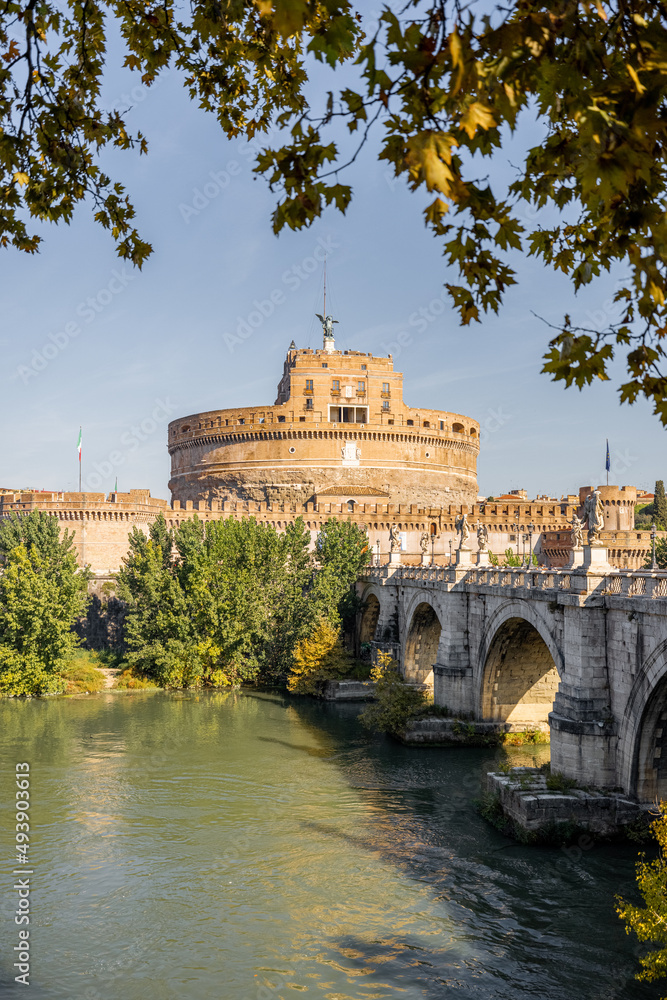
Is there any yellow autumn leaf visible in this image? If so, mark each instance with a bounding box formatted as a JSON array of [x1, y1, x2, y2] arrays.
[[13, 172, 29, 186], [627, 63, 645, 95], [459, 102, 496, 139], [648, 280, 665, 306], [406, 133, 456, 195], [449, 29, 464, 93]]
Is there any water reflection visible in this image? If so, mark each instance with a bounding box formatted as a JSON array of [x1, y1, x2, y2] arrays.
[[0, 691, 658, 999]]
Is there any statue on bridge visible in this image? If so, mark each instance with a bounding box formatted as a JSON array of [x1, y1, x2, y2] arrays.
[[583, 489, 605, 543], [455, 513, 470, 548], [420, 531, 429, 554], [570, 512, 585, 548], [476, 521, 489, 551], [389, 523, 401, 552]]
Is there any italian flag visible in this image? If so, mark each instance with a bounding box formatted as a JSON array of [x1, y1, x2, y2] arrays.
[[77, 427, 82, 463]]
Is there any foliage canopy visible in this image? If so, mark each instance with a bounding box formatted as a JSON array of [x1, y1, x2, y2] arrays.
[[116, 513, 368, 688], [5, 1, 667, 416], [618, 804, 667, 990], [0, 511, 89, 694]]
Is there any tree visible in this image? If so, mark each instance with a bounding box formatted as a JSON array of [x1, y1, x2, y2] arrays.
[[358, 651, 427, 735], [117, 513, 320, 687], [313, 518, 370, 634], [617, 804, 667, 990], [656, 481, 667, 530], [5, 2, 667, 418], [644, 538, 667, 570], [0, 511, 89, 694], [287, 616, 354, 694]]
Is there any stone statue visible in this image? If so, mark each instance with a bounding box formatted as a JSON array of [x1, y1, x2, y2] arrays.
[[476, 520, 488, 551], [570, 513, 585, 548], [583, 489, 604, 541], [455, 513, 470, 548], [389, 524, 401, 552], [316, 313, 339, 339], [420, 531, 429, 554]]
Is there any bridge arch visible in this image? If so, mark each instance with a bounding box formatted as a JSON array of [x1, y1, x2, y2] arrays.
[[477, 601, 562, 727], [403, 596, 442, 685], [618, 639, 667, 800], [359, 593, 381, 645]]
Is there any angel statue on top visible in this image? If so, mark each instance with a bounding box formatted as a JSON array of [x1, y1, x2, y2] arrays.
[[455, 513, 470, 549], [316, 313, 339, 339]]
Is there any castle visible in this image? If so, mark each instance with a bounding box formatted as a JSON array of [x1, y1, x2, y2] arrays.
[[0, 326, 659, 579], [167, 332, 480, 508]]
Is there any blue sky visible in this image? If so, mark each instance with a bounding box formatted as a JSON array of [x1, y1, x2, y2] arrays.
[[1, 29, 664, 502]]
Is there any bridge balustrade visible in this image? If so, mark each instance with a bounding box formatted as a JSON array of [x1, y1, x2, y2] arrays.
[[364, 562, 667, 600]]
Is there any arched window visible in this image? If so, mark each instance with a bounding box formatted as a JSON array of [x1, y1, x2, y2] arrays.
[[347, 499, 355, 512], [452, 422, 464, 433]]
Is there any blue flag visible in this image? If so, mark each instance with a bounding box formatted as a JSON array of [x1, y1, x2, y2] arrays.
[[605, 439, 610, 472]]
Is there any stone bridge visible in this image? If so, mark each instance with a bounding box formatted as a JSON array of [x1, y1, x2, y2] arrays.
[[358, 561, 667, 802]]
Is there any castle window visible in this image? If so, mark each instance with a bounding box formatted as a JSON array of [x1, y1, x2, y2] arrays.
[[388, 419, 394, 424], [331, 379, 340, 392], [239, 418, 245, 425], [305, 379, 313, 393], [357, 381, 366, 393], [347, 499, 355, 511], [361, 364, 367, 369], [278, 416, 285, 422], [407, 419, 414, 426], [452, 422, 464, 433], [305, 399, 313, 410], [423, 420, 430, 428], [299, 416, 306, 421], [382, 382, 390, 394], [439, 420, 444, 430], [382, 400, 390, 411], [322, 363, 328, 368]]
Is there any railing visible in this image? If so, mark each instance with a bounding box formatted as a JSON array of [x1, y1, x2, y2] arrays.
[[363, 563, 667, 599]]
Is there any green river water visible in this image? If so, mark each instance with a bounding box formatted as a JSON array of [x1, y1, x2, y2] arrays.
[[0, 690, 661, 999]]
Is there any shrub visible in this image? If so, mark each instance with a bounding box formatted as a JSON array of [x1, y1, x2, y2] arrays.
[[287, 618, 355, 694], [61, 653, 107, 694], [358, 651, 427, 735]]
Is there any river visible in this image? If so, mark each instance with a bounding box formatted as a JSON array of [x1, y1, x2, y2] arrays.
[[0, 690, 660, 999]]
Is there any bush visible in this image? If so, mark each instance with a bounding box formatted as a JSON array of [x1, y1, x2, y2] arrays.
[[287, 618, 355, 694], [358, 652, 427, 735], [114, 667, 159, 690], [61, 653, 107, 695]]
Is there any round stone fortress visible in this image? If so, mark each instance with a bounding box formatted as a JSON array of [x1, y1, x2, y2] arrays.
[[168, 334, 480, 507]]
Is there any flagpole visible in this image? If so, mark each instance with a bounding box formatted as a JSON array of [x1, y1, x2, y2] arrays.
[[78, 426, 82, 492]]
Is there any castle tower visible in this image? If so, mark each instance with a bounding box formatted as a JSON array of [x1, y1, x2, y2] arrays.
[[168, 342, 480, 507]]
